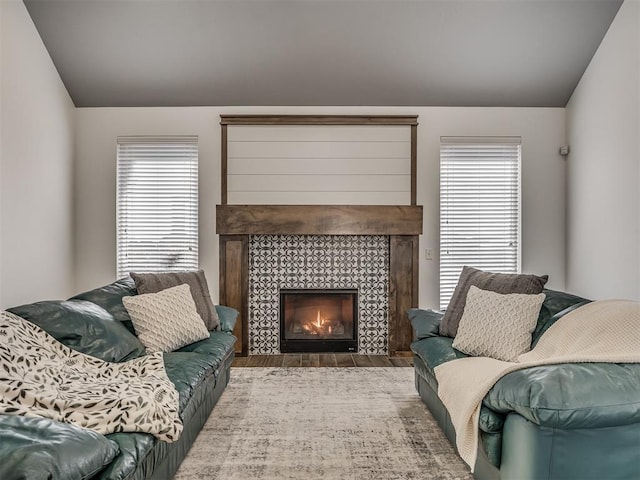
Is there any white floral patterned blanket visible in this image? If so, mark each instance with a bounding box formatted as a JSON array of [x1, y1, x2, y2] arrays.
[[0, 311, 183, 442]]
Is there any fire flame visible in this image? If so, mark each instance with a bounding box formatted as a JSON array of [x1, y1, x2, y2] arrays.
[[294, 306, 346, 338], [300, 310, 333, 336]]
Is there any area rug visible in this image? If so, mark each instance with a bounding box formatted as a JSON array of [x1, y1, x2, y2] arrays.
[[174, 367, 472, 480]]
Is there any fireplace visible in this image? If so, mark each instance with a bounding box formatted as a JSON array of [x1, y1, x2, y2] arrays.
[[280, 289, 358, 353], [250, 235, 388, 355], [218, 204, 422, 356]]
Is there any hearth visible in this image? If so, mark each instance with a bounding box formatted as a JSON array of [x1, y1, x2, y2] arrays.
[[280, 289, 358, 353]]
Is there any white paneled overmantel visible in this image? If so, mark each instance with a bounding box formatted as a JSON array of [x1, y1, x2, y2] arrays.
[[227, 124, 411, 205], [220, 115, 419, 206]]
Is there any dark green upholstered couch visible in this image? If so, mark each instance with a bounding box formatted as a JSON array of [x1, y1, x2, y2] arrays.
[[2, 277, 237, 480], [411, 289, 640, 480]]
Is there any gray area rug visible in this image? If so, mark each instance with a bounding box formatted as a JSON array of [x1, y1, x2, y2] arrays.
[[174, 367, 473, 480]]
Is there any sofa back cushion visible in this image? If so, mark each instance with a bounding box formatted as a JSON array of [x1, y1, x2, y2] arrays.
[[440, 266, 549, 337], [131, 270, 220, 331], [8, 299, 145, 362], [532, 289, 591, 346], [70, 276, 137, 334], [215, 305, 239, 334]]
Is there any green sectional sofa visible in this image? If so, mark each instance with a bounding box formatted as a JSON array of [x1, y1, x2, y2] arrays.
[[411, 289, 640, 480], [2, 277, 237, 480]]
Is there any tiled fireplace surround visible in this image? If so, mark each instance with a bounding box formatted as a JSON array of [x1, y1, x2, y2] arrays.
[[216, 205, 423, 356], [249, 234, 389, 355]]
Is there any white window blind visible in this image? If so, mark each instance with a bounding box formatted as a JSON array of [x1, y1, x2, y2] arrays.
[[117, 136, 198, 278], [439, 137, 521, 309]]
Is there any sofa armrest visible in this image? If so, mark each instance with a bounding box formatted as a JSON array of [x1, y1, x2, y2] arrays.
[[408, 308, 443, 340], [215, 305, 238, 333], [484, 362, 640, 429], [0, 415, 119, 480]]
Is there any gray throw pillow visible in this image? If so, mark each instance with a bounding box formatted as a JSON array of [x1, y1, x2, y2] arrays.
[[439, 266, 548, 338], [131, 270, 220, 330]]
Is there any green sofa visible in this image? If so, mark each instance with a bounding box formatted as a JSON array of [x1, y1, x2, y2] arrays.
[[2, 277, 237, 480], [410, 289, 640, 480]]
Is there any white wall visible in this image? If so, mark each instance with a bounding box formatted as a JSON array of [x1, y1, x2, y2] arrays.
[[566, 0, 640, 300], [0, 0, 76, 308], [75, 106, 566, 308]]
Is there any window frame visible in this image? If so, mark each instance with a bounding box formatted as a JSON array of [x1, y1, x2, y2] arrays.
[[116, 136, 199, 278], [439, 136, 522, 310]]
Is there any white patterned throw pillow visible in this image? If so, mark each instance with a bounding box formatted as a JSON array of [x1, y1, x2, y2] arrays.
[[122, 283, 210, 353], [452, 286, 545, 362]]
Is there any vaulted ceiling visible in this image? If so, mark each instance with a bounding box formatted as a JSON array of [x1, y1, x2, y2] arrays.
[[24, 0, 623, 108]]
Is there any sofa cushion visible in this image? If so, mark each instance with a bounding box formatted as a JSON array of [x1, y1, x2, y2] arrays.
[[131, 270, 220, 331], [97, 334, 235, 480], [99, 432, 155, 480], [168, 332, 236, 409], [215, 305, 239, 334], [164, 352, 222, 412], [479, 431, 502, 468], [0, 414, 119, 480], [532, 289, 591, 346], [452, 287, 545, 361], [7, 300, 145, 362], [411, 336, 466, 372], [440, 266, 548, 337], [412, 345, 505, 436], [177, 330, 237, 358], [123, 284, 210, 353], [70, 277, 138, 334]]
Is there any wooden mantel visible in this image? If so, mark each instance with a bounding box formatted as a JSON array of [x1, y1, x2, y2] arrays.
[[217, 205, 423, 235], [218, 204, 423, 357]]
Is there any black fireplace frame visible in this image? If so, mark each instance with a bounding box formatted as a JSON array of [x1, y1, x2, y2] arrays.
[[279, 288, 358, 353]]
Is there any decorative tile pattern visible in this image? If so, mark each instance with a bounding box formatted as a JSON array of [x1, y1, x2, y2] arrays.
[[248, 235, 389, 354]]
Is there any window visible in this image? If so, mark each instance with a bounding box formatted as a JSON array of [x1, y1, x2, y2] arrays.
[[117, 136, 198, 278], [439, 137, 521, 309]]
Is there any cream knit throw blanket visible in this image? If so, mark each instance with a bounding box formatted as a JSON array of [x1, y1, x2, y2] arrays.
[[434, 299, 640, 471]]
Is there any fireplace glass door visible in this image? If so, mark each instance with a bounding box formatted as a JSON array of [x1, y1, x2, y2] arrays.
[[280, 289, 357, 353]]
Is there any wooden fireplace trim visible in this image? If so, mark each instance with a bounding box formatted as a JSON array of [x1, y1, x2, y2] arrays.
[[218, 204, 422, 357], [218, 114, 421, 357], [217, 205, 422, 236]]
